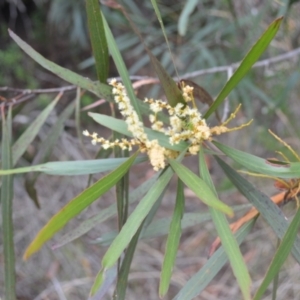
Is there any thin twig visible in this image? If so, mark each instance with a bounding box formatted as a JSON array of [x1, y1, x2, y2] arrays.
[[180, 47, 300, 79], [1, 47, 300, 107], [1, 94, 36, 108], [0, 85, 76, 94]]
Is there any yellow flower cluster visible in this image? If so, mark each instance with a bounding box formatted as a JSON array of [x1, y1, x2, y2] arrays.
[[83, 79, 252, 171], [84, 79, 167, 171], [146, 94, 211, 155]]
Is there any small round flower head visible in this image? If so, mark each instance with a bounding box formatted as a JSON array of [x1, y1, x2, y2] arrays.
[[170, 115, 183, 133], [150, 102, 163, 113], [189, 144, 200, 155], [83, 130, 89, 136], [181, 84, 194, 102], [151, 120, 164, 132], [149, 114, 156, 123], [147, 140, 165, 171]]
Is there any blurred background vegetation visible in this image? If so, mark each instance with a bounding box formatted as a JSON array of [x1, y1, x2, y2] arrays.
[[1, 0, 300, 299]]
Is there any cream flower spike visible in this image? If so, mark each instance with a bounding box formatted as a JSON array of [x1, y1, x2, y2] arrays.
[[83, 80, 252, 171]]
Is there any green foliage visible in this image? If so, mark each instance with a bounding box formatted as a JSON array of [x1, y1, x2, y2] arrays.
[[1, 107, 16, 300], [48, 0, 88, 48], [0, 43, 37, 87], [2, 1, 300, 299]]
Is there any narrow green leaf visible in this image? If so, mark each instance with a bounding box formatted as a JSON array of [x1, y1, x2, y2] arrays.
[[23, 152, 139, 260], [52, 172, 160, 249], [215, 156, 300, 264], [271, 254, 279, 300], [25, 98, 75, 208], [0, 156, 146, 176], [75, 88, 89, 156], [147, 50, 185, 108], [101, 13, 141, 119], [90, 165, 175, 295], [32, 100, 75, 166], [101, 167, 174, 269], [213, 140, 300, 179], [12, 93, 61, 166], [143, 188, 166, 229], [8, 29, 112, 100], [88, 112, 189, 151], [253, 207, 300, 300], [168, 159, 233, 216], [96, 149, 189, 291], [112, 221, 144, 300], [173, 220, 255, 300], [178, 0, 198, 36], [204, 17, 283, 118], [150, 0, 167, 40], [150, 0, 184, 108], [86, 0, 109, 83], [24, 99, 75, 207], [1, 106, 16, 300], [159, 179, 184, 297], [107, 1, 184, 109], [88, 266, 117, 300], [199, 148, 251, 300]]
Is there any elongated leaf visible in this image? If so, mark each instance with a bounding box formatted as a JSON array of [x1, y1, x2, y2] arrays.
[[178, 0, 198, 36], [52, 172, 160, 249], [33, 101, 75, 166], [88, 112, 189, 151], [23, 152, 139, 260], [150, 0, 185, 107], [111, 1, 184, 108], [253, 207, 300, 300], [204, 17, 283, 118], [90, 164, 175, 295], [173, 220, 255, 300], [88, 266, 117, 300], [213, 141, 300, 178], [143, 188, 165, 229], [168, 159, 233, 216], [148, 50, 185, 108], [8, 30, 112, 100], [1, 106, 16, 300], [12, 93, 61, 166], [150, 0, 169, 43], [102, 164, 177, 267], [102, 13, 141, 119], [112, 221, 144, 300], [91, 151, 188, 295], [25, 99, 75, 207], [86, 0, 108, 83], [0, 156, 146, 176], [199, 148, 251, 300], [215, 156, 300, 264], [159, 179, 184, 297]]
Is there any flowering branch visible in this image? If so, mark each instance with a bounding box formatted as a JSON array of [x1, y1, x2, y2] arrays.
[[84, 79, 251, 171]]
